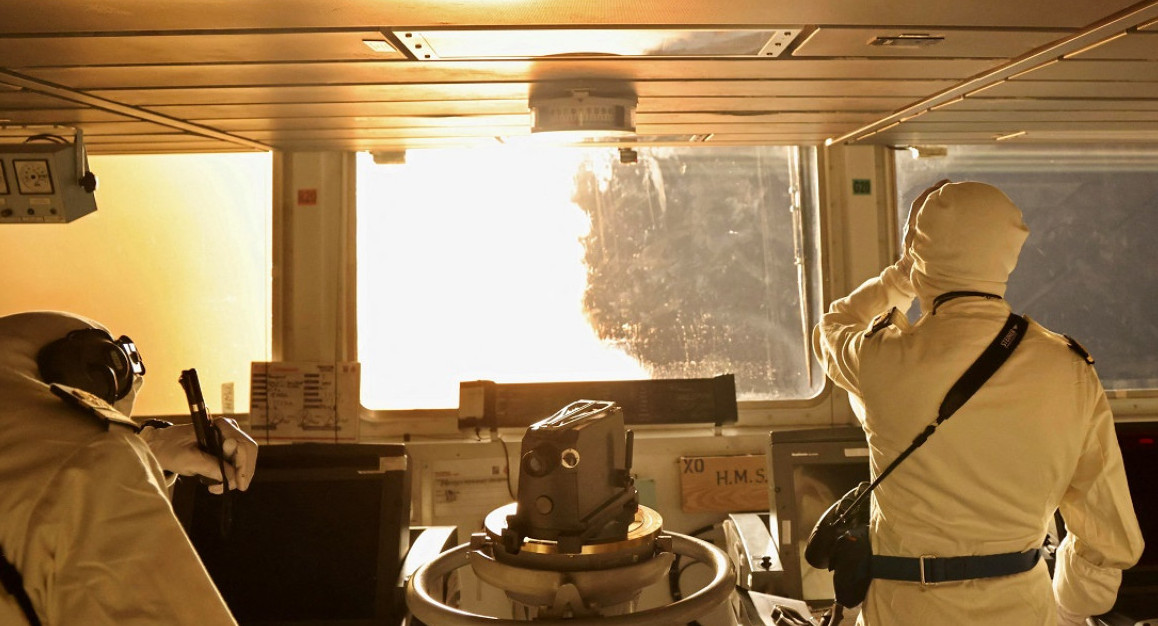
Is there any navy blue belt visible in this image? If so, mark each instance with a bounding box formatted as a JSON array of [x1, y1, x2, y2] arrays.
[[872, 549, 1041, 585]]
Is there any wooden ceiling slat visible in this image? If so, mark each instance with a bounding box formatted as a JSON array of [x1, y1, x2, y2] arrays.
[[0, 109, 141, 123], [0, 32, 404, 68], [22, 59, 991, 90], [946, 97, 1158, 111], [237, 120, 864, 141], [1017, 59, 1158, 81], [199, 110, 875, 131], [921, 109, 1158, 122], [2, 0, 1155, 151], [0, 0, 1130, 34], [80, 80, 958, 107], [986, 80, 1158, 98], [1063, 31, 1158, 59], [145, 96, 912, 120]]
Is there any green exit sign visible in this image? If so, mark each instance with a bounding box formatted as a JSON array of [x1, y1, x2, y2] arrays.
[[852, 179, 872, 195]]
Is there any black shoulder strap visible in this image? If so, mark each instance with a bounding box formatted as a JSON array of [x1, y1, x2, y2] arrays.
[[0, 547, 41, 626], [837, 313, 1029, 523]]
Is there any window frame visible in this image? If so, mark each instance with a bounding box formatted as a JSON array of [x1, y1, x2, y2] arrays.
[[889, 144, 1158, 407], [349, 144, 840, 430]]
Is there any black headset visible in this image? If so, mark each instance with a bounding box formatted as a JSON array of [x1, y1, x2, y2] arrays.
[[36, 328, 146, 404]]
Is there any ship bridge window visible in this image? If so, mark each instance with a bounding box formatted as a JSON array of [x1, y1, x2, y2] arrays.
[[356, 146, 824, 410], [895, 145, 1158, 391], [0, 153, 273, 416]]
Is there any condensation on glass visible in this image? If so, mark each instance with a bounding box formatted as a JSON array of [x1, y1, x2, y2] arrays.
[[895, 145, 1158, 390], [357, 146, 824, 410]]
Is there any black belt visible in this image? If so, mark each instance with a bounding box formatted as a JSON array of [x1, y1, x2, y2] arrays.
[[872, 549, 1041, 585]]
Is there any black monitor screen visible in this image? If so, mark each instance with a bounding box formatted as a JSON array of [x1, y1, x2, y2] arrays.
[[173, 443, 410, 626], [1116, 422, 1158, 584], [768, 426, 870, 603]]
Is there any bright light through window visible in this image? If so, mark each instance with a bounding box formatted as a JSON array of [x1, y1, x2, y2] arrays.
[[357, 145, 822, 410], [357, 147, 646, 409], [0, 152, 272, 416]]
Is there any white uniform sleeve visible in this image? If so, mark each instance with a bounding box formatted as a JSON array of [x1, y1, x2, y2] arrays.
[[812, 262, 917, 394], [21, 432, 237, 626], [1053, 375, 1145, 617]]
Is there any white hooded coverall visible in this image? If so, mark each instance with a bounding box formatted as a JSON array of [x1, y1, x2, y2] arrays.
[[0, 311, 237, 625], [813, 182, 1144, 625]]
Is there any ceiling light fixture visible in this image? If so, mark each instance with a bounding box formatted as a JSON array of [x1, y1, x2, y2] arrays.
[[391, 28, 802, 60]]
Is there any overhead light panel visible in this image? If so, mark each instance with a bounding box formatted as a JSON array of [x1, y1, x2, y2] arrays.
[[391, 28, 803, 60]]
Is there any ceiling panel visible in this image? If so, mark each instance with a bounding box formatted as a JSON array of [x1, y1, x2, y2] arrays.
[[0, 90, 86, 109], [155, 96, 908, 119], [89, 141, 254, 154], [899, 120, 1158, 133], [0, 32, 404, 68], [83, 133, 231, 145], [920, 109, 1158, 122], [1067, 31, 1158, 59], [18, 59, 991, 90], [987, 80, 1158, 99], [0, 0, 1136, 33], [1015, 59, 1158, 81], [239, 121, 862, 140], [78, 80, 957, 108], [0, 108, 171, 124], [1, 0, 1155, 153], [945, 97, 1158, 111], [202, 115, 535, 132], [873, 129, 1158, 144]]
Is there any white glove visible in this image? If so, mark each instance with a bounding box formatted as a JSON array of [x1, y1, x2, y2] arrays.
[[1056, 603, 1088, 626], [140, 418, 258, 494]]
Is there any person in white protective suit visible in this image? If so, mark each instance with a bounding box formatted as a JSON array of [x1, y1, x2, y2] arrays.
[[0, 310, 258, 625], [813, 181, 1144, 626]]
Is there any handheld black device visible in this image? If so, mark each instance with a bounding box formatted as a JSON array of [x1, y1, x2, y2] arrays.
[[179, 368, 233, 536], [179, 369, 223, 455], [179, 368, 227, 487]]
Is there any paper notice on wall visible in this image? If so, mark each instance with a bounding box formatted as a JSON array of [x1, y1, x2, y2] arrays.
[[249, 362, 360, 443], [430, 457, 512, 529]]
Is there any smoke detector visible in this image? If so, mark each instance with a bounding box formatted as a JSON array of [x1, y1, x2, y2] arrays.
[[529, 91, 636, 137]]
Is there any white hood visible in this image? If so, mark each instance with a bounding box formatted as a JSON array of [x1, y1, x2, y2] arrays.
[[0, 311, 102, 380], [908, 181, 1029, 312], [0, 311, 141, 414]]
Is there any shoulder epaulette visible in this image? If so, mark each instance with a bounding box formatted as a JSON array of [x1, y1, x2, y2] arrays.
[[1063, 335, 1095, 365], [867, 307, 898, 337], [50, 384, 140, 432]]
